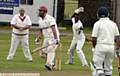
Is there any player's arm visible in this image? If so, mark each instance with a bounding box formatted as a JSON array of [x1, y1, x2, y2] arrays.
[[35, 29, 43, 43], [11, 24, 20, 29], [115, 24, 120, 49], [22, 25, 31, 30], [116, 36, 120, 50], [51, 25, 59, 45], [50, 17, 59, 40], [91, 23, 99, 48], [51, 25, 58, 39], [11, 16, 21, 29], [22, 16, 32, 30], [37, 29, 43, 38], [92, 37, 97, 48]]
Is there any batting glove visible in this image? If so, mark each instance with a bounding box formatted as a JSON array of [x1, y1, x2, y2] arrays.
[[92, 48, 95, 52], [53, 39, 60, 45]]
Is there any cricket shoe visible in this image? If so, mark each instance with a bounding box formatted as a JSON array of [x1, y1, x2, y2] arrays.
[[28, 59, 33, 62], [82, 64, 89, 67], [45, 64, 53, 71], [7, 56, 13, 61]]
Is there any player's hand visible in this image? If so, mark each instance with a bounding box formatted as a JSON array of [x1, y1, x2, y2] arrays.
[[35, 38, 41, 44], [54, 39, 59, 45], [92, 48, 94, 52]]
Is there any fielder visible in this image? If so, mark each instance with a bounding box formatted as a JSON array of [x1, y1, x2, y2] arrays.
[[65, 7, 88, 66], [35, 5, 60, 70], [91, 7, 119, 76], [6, 7, 32, 62]]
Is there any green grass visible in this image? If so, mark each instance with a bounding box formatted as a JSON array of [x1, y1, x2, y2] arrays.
[[0, 29, 119, 76]]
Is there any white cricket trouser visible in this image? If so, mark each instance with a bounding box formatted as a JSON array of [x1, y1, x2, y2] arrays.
[[7, 34, 32, 61], [42, 38, 58, 66], [92, 44, 114, 75], [68, 37, 88, 65]]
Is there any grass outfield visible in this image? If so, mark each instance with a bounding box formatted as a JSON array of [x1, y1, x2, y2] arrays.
[[0, 29, 119, 76]]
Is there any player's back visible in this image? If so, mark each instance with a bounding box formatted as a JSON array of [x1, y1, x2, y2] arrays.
[[95, 17, 118, 45]]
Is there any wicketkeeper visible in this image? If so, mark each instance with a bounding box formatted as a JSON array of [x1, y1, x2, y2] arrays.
[[91, 7, 119, 76], [65, 7, 88, 66], [35, 5, 60, 70]]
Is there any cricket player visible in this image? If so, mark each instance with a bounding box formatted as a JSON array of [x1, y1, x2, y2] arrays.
[[91, 7, 119, 76], [6, 7, 32, 62], [65, 7, 88, 66], [35, 5, 60, 70]]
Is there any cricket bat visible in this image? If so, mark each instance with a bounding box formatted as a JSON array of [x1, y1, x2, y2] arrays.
[[32, 44, 53, 54]]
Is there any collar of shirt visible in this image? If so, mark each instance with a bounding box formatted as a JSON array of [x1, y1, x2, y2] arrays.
[[99, 17, 109, 21], [18, 14, 26, 19]]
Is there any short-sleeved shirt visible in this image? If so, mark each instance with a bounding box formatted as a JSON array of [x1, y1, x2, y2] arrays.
[[11, 14, 32, 34], [72, 18, 85, 39], [92, 17, 119, 45], [38, 14, 59, 39]]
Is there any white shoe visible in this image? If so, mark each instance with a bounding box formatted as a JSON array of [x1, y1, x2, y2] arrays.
[[7, 56, 13, 61], [28, 59, 33, 62], [82, 64, 89, 67], [25, 57, 32, 62]]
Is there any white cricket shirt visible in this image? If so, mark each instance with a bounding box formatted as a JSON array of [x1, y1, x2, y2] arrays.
[[38, 14, 60, 39], [92, 17, 119, 45], [11, 14, 32, 34], [72, 18, 85, 39]]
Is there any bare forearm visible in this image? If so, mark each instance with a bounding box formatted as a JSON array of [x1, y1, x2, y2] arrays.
[[11, 25, 20, 29], [116, 36, 120, 49], [36, 29, 42, 38], [22, 25, 30, 30], [92, 37, 97, 48], [51, 25, 58, 39]]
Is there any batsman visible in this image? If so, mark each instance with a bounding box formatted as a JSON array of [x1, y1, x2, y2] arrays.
[[35, 5, 60, 71]]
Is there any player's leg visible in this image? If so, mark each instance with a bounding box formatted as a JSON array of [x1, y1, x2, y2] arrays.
[[40, 38, 49, 59], [45, 44, 58, 70], [7, 35, 19, 60], [21, 35, 32, 61], [66, 39, 77, 64], [76, 38, 88, 66], [91, 44, 105, 76], [104, 45, 114, 76]]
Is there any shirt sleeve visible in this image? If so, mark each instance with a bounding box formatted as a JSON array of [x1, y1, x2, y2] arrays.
[[10, 15, 17, 25], [50, 17, 56, 26], [92, 23, 99, 37], [26, 16, 32, 26], [114, 24, 119, 36]]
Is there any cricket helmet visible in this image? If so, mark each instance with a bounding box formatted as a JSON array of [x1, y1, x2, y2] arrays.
[[97, 7, 109, 17], [39, 5, 48, 12]]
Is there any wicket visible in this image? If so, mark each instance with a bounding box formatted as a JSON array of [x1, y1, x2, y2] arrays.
[[54, 43, 62, 70]]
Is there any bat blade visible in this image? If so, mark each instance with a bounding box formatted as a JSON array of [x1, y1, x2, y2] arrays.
[[32, 45, 48, 54]]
